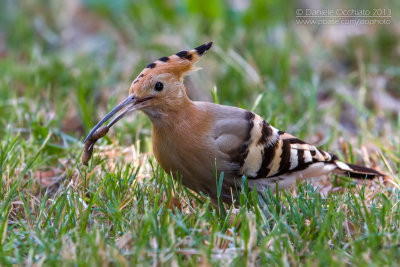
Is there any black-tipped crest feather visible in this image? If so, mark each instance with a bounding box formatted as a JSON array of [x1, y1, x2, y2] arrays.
[[195, 42, 213, 55]]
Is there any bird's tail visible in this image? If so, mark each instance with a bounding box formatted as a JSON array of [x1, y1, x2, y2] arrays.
[[333, 160, 383, 179]]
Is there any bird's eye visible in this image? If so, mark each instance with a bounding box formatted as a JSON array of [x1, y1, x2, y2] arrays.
[[154, 82, 163, 91]]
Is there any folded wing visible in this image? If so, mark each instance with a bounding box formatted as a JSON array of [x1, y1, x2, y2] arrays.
[[212, 108, 382, 180]]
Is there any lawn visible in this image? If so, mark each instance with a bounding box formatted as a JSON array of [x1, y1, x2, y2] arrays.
[[1, 0, 400, 265]]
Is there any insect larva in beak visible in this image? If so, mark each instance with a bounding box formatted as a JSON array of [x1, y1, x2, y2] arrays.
[[82, 126, 110, 165]]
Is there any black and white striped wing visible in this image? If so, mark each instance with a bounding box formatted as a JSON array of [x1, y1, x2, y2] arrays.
[[214, 109, 382, 182], [234, 113, 338, 180]]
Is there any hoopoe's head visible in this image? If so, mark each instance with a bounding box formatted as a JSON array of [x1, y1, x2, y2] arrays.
[[128, 42, 212, 111], [84, 42, 213, 142]]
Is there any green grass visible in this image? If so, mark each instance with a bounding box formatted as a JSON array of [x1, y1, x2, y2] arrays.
[[1, 0, 400, 265]]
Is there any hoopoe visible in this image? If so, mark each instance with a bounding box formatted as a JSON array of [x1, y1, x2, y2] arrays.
[[84, 42, 383, 204]]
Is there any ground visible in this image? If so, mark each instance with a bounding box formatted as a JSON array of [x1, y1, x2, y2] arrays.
[[0, 0, 400, 265]]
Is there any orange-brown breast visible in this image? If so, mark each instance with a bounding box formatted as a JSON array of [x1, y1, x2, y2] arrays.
[[151, 101, 218, 193]]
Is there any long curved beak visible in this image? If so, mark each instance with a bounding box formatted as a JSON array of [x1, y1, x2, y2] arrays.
[[83, 94, 136, 143]]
